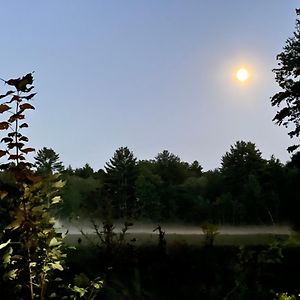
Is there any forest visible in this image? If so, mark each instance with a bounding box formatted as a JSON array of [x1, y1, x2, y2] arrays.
[[34, 143, 300, 227]]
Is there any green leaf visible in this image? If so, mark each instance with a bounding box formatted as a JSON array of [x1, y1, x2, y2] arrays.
[[92, 281, 103, 289], [3, 246, 13, 264], [49, 293, 57, 298], [51, 196, 61, 204], [49, 217, 56, 225], [31, 205, 46, 214], [68, 246, 77, 250], [0, 239, 10, 250], [74, 273, 90, 287], [6, 209, 25, 230], [53, 180, 65, 189], [43, 265, 50, 273], [49, 262, 63, 271], [72, 286, 87, 297], [49, 237, 61, 247], [5, 269, 18, 280]]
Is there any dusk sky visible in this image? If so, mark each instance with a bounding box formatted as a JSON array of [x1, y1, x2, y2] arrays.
[[1, 1, 299, 171]]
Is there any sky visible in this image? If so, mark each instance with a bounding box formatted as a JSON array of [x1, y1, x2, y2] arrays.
[[0, 1, 299, 171]]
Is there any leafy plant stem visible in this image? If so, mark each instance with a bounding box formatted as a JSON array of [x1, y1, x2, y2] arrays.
[[15, 94, 19, 165], [28, 248, 35, 300]]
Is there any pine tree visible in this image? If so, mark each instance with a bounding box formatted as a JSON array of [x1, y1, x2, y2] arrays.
[[104, 147, 138, 218], [34, 147, 64, 175]]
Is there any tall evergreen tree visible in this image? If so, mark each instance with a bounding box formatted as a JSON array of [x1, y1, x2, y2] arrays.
[[34, 147, 64, 175], [188, 160, 203, 177], [74, 163, 94, 178], [221, 141, 265, 182], [153, 150, 189, 219], [220, 141, 267, 223], [155, 150, 188, 185], [104, 147, 138, 218]]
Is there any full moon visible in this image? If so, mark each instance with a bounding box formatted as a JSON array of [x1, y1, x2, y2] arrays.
[[236, 68, 249, 82]]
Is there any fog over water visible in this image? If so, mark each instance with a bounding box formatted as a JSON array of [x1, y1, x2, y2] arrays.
[[55, 219, 294, 236]]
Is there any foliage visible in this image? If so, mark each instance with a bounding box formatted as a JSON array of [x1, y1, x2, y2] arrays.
[[189, 160, 203, 176], [56, 140, 297, 225], [104, 146, 139, 219], [0, 73, 67, 299], [136, 164, 162, 220], [74, 163, 94, 179], [0, 73, 101, 299], [220, 141, 269, 223], [60, 175, 102, 218], [34, 147, 64, 175], [86, 220, 133, 253], [154, 150, 189, 185], [275, 293, 297, 300], [271, 9, 300, 153], [152, 150, 191, 219], [258, 238, 284, 264], [221, 141, 265, 182], [286, 151, 300, 169], [68, 273, 103, 300]]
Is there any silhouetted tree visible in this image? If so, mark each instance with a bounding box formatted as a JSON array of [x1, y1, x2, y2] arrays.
[[104, 147, 138, 218], [154, 150, 188, 185], [221, 141, 265, 185], [60, 174, 102, 218], [200, 170, 225, 223], [153, 150, 189, 219], [176, 177, 207, 222], [271, 8, 300, 153], [62, 165, 74, 176], [188, 160, 203, 177], [74, 163, 94, 178], [136, 164, 162, 220], [286, 151, 300, 169], [34, 147, 64, 175], [220, 141, 266, 223]]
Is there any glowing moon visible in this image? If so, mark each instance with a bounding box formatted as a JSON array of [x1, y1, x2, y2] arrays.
[[236, 68, 249, 82]]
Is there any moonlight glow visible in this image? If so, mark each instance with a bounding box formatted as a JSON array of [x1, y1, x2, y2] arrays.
[[236, 68, 249, 82]]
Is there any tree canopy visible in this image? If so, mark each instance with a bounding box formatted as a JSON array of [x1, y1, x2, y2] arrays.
[[104, 147, 138, 218], [271, 8, 300, 153], [34, 147, 64, 175], [28, 142, 299, 225]]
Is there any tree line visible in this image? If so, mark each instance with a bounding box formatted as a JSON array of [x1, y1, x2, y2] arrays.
[[29, 143, 300, 226]]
